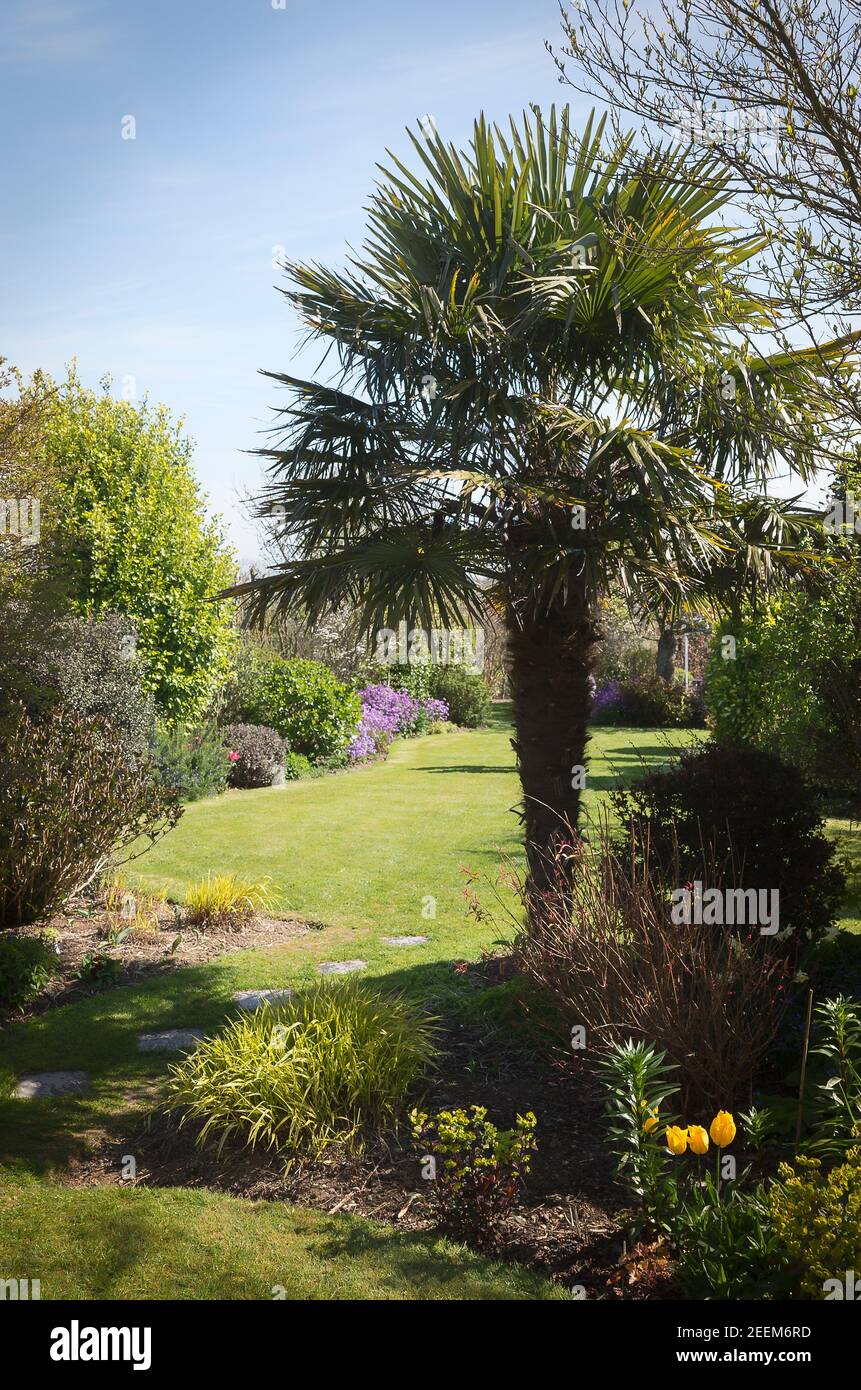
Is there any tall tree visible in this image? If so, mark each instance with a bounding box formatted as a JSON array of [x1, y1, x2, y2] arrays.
[[233, 109, 843, 919]]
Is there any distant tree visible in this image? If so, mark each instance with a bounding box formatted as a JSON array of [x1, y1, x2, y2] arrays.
[[42, 370, 237, 725]]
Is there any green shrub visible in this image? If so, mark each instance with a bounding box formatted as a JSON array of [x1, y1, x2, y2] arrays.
[[239, 657, 361, 761], [769, 1141, 861, 1299], [611, 742, 845, 949], [0, 705, 181, 928], [371, 661, 432, 701], [0, 930, 59, 1008], [153, 724, 232, 801], [591, 675, 704, 728], [673, 1182, 788, 1300], [410, 1105, 537, 1245], [284, 751, 314, 780], [44, 369, 237, 723], [165, 980, 438, 1160], [426, 666, 490, 728], [223, 723, 286, 789]]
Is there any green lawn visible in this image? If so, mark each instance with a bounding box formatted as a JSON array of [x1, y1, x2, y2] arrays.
[[1, 709, 854, 1300], [0, 1175, 564, 1300]]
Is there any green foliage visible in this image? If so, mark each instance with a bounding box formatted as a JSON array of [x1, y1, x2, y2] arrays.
[[0, 930, 59, 1009], [165, 980, 439, 1160], [44, 370, 236, 724], [373, 661, 432, 701], [283, 751, 314, 780], [0, 705, 181, 928], [153, 725, 232, 802], [591, 674, 704, 727], [807, 996, 861, 1156], [410, 1105, 537, 1245], [47, 612, 156, 765], [705, 460, 861, 807], [612, 741, 846, 948], [769, 1140, 861, 1298], [427, 665, 490, 728], [673, 1180, 788, 1300], [183, 873, 274, 931], [224, 724, 286, 789], [597, 1039, 681, 1233], [238, 656, 361, 761]]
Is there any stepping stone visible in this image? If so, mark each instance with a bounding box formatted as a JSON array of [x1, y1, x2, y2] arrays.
[[382, 935, 429, 947], [15, 1071, 90, 1099], [137, 1029, 203, 1053], [317, 960, 366, 975], [233, 988, 294, 1011]]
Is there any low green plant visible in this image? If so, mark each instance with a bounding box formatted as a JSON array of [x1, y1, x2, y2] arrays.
[[769, 1138, 861, 1298], [153, 724, 232, 802], [672, 1179, 788, 1300], [74, 947, 123, 987], [597, 1039, 682, 1234], [184, 873, 273, 931], [807, 995, 861, 1156], [0, 930, 59, 1008], [426, 665, 490, 728], [283, 752, 314, 780], [410, 1105, 537, 1245], [165, 980, 438, 1160]]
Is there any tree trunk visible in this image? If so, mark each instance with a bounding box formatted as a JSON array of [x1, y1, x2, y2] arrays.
[[506, 582, 601, 929], [656, 627, 675, 683]]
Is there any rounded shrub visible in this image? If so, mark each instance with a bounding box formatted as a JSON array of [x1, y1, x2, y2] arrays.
[[224, 724, 286, 789], [240, 657, 361, 762], [426, 665, 490, 728], [165, 979, 439, 1159], [592, 675, 704, 728], [611, 742, 845, 948]]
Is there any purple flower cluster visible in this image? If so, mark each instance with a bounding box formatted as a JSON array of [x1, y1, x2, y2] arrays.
[[591, 680, 623, 716], [348, 684, 450, 762]]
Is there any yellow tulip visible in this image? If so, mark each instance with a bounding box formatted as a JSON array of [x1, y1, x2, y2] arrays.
[[643, 1108, 659, 1134], [666, 1125, 688, 1156], [709, 1111, 736, 1148], [687, 1125, 709, 1155]]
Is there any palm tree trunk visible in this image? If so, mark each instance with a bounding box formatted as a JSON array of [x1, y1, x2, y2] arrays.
[[656, 627, 675, 683], [506, 582, 601, 929]]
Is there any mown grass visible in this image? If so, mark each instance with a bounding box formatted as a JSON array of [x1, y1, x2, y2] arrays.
[[0, 1175, 565, 1300]]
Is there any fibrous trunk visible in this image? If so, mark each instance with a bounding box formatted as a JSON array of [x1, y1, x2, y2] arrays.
[[506, 582, 601, 930]]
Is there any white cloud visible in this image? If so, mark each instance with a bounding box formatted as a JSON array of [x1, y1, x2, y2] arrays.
[[1, 1, 112, 67]]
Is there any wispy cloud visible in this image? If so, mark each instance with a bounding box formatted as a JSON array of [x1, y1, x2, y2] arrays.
[[1, 1, 112, 67]]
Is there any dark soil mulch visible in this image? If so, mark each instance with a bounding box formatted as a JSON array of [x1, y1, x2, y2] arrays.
[[2, 896, 313, 1026], [64, 1010, 677, 1298]]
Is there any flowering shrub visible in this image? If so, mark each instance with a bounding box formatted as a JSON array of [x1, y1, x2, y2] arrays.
[[223, 724, 286, 789], [591, 675, 704, 727], [769, 1140, 861, 1298], [348, 685, 449, 762], [411, 1105, 537, 1246]]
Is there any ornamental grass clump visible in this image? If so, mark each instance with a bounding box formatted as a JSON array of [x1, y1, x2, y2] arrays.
[[165, 980, 438, 1161], [184, 873, 273, 931]]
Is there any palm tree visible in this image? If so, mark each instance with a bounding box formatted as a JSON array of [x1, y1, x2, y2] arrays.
[[233, 108, 845, 920]]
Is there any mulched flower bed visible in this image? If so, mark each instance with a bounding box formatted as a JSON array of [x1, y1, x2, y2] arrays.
[[65, 1011, 677, 1298], [1, 896, 312, 1025]]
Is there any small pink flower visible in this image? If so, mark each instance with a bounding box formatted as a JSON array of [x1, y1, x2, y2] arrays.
[[228, 750, 240, 762]]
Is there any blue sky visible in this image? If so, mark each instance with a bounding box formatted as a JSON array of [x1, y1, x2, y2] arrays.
[[2, 0, 583, 565]]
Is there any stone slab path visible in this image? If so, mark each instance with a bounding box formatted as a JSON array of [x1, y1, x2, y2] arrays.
[[14, 1071, 90, 1099], [381, 935, 428, 947], [317, 960, 366, 975], [137, 1029, 203, 1053], [233, 988, 294, 1010]]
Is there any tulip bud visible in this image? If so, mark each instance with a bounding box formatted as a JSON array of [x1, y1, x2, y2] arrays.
[[709, 1110, 736, 1148], [666, 1125, 688, 1156], [687, 1124, 709, 1155], [643, 1108, 659, 1134]]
